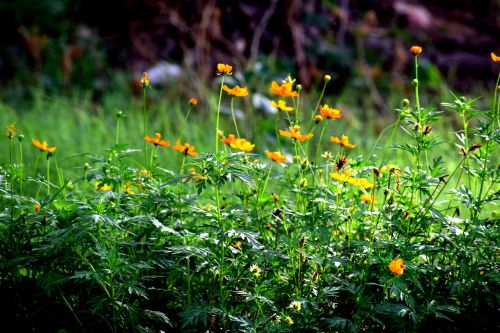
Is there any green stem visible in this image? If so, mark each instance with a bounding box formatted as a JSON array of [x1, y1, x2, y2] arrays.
[[143, 88, 148, 169], [493, 72, 500, 128], [178, 105, 193, 142], [230, 97, 240, 137], [19, 140, 23, 197], [9, 139, 14, 222], [215, 76, 225, 153], [315, 122, 327, 165], [46, 157, 50, 197], [259, 165, 273, 204], [414, 55, 421, 124], [115, 116, 121, 145], [306, 81, 328, 153]]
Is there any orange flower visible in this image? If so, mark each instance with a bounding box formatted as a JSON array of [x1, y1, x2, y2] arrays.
[[279, 125, 313, 142], [410, 45, 422, 56], [217, 63, 233, 75], [388, 258, 406, 275], [330, 135, 356, 149], [220, 134, 237, 146], [223, 84, 248, 97], [34, 204, 41, 212], [265, 149, 286, 163], [220, 135, 255, 152], [140, 72, 150, 88], [32, 139, 56, 153], [491, 52, 500, 62], [189, 97, 198, 105], [319, 104, 342, 119], [172, 140, 199, 156], [144, 133, 170, 147], [271, 100, 294, 112], [269, 81, 298, 97], [231, 138, 255, 152]]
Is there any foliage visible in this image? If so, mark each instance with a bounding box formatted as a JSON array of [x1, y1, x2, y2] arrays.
[[0, 50, 499, 332]]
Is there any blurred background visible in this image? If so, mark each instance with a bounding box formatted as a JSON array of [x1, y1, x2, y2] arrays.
[[1, 0, 499, 101]]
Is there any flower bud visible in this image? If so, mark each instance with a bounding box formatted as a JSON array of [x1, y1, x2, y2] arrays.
[[412, 79, 419, 86], [402, 99, 410, 107], [314, 115, 323, 124], [410, 45, 422, 56], [18, 134, 24, 142], [324, 74, 331, 82], [296, 84, 302, 92], [84, 162, 90, 171]]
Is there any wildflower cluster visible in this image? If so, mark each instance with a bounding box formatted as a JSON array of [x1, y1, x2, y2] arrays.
[[1, 47, 498, 333]]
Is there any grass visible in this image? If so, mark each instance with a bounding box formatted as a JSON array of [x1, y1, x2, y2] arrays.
[[0, 51, 499, 332]]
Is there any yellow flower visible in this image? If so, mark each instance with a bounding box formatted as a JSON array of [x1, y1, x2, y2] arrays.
[[231, 241, 242, 250], [329, 170, 352, 183], [289, 301, 302, 312], [139, 72, 150, 88], [389, 258, 406, 275], [123, 181, 136, 195], [271, 100, 294, 112], [6, 123, 16, 139], [410, 45, 422, 56], [217, 63, 233, 75], [330, 135, 356, 149], [223, 84, 248, 97], [172, 140, 199, 157], [491, 52, 500, 62], [269, 81, 298, 97], [32, 139, 56, 153], [348, 177, 374, 189], [279, 125, 313, 142], [265, 150, 286, 163], [319, 104, 342, 119], [95, 181, 111, 191], [284, 316, 294, 325], [144, 133, 170, 147], [361, 193, 376, 204]]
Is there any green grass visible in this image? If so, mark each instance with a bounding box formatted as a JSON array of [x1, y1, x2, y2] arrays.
[[0, 60, 498, 332]]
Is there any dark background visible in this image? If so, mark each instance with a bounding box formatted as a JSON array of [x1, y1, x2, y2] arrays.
[[1, 0, 499, 97]]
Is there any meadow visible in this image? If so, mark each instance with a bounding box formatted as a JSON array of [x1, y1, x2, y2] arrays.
[[0, 48, 498, 332]]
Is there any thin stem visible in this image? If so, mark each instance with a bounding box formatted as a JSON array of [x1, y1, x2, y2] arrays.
[[143, 88, 148, 169], [414, 55, 421, 124], [259, 165, 273, 204], [46, 157, 50, 197], [315, 122, 327, 165], [9, 139, 14, 222], [230, 97, 240, 137], [178, 105, 193, 142], [306, 81, 328, 153], [215, 76, 225, 153], [19, 140, 23, 196], [115, 117, 121, 145]]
